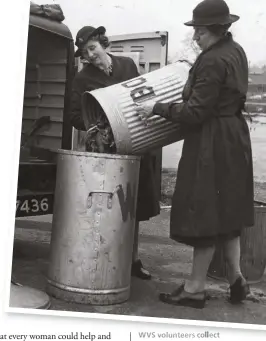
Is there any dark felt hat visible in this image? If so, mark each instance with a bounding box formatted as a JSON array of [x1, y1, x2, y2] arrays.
[[184, 0, 239, 26], [74, 26, 106, 57]]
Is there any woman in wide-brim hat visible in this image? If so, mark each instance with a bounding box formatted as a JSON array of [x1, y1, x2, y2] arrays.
[[137, 0, 254, 308]]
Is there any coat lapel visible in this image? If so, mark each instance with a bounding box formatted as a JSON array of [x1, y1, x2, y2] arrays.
[[182, 33, 232, 101]]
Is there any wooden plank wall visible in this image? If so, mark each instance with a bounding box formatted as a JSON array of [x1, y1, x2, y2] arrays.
[[22, 27, 68, 150]]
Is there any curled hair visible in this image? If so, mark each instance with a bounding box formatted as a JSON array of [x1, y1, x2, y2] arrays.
[[207, 23, 232, 37], [91, 33, 110, 49]]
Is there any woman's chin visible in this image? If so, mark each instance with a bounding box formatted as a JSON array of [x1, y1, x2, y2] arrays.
[[196, 44, 202, 50]]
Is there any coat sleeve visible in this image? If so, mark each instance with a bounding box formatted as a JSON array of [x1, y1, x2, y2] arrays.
[[153, 57, 226, 124], [70, 76, 87, 131]]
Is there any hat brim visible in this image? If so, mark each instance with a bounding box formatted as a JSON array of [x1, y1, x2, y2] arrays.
[[74, 26, 106, 58], [184, 14, 239, 26]]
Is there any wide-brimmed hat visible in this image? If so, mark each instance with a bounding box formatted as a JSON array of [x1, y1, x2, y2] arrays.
[[74, 26, 106, 57], [184, 0, 239, 26]]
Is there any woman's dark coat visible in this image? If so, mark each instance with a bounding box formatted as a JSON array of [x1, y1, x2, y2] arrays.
[[153, 33, 254, 245], [70, 54, 160, 221]]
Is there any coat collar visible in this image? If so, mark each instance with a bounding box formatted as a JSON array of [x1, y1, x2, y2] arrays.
[[189, 32, 232, 73], [202, 32, 232, 55], [196, 32, 233, 61]]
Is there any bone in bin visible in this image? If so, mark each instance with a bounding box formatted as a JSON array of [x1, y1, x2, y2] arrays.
[[84, 114, 116, 153]]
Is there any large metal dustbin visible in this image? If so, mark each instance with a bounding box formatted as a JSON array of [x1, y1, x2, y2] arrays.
[[82, 61, 190, 155], [208, 202, 266, 284], [46, 149, 141, 305]]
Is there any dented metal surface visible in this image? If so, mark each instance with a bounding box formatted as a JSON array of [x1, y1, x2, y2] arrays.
[[47, 149, 141, 305]]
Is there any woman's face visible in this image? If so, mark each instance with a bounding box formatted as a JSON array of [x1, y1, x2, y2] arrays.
[[192, 26, 214, 51], [81, 39, 107, 67]]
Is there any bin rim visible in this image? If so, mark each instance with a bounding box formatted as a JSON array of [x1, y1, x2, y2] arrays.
[[50, 148, 141, 161], [82, 90, 132, 154]]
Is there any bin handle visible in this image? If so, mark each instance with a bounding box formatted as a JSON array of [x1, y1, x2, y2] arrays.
[[87, 186, 120, 209]]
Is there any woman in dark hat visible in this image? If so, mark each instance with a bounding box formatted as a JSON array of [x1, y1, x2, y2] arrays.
[[70, 25, 160, 280], [137, 0, 254, 308]]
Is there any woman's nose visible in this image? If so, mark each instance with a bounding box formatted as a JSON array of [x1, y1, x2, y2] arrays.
[[192, 31, 198, 41], [87, 51, 94, 58]]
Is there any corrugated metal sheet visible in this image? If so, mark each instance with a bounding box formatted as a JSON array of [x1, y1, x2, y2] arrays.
[[82, 62, 189, 155]]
